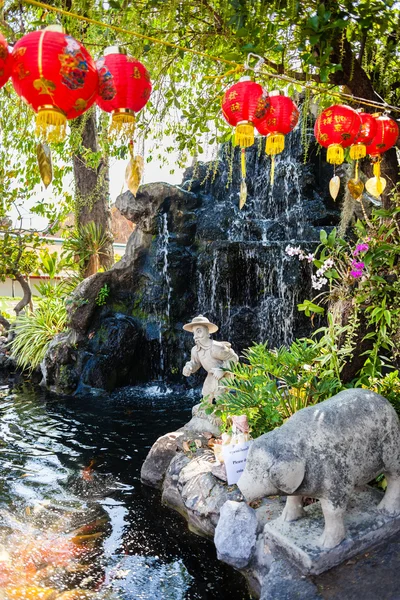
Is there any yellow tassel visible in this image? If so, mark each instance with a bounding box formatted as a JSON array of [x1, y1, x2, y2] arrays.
[[376, 178, 384, 195], [239, 148, 247, 209], [327, 144, 344, 165], [265, 133, 285, 156], [35, 106, 67, 143], [349, 144, 366, 160], [270, 155, 275, 185], [373, 159, 381, 179], [240, 147, 246, 179], [355, 160, 359, 181], [110, 109, 136, 141], [234, 122, 254, 148]]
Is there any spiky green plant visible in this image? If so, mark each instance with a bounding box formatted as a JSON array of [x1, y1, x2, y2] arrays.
[[62, 222, 110, 278], [9, 299, 68, 372]]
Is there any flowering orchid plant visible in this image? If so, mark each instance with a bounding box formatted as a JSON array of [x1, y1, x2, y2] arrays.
[[287, 198, 400, 384], [286, 227, 371, 313]]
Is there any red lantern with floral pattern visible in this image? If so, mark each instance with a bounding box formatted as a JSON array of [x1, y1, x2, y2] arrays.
[[0, 33, 12, 89], [96, 48, 152, 139], [314, 105, 361, 165], [11, 26, 98, 141]]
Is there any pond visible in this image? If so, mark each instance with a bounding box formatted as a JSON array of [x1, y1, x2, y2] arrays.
[[0, 382, 251, 599]]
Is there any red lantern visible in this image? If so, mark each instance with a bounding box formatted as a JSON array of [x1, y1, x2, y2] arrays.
[[314, 105, 361, 165], [11, 26, 98, 141], [255, 92, 299, 156], [221, 78, 269, 148], [365, 115, 399, 156], [349, 112, 377, 160], [0, 33, 12, 89], [221, 77, 269, 208], [96, 47, 152, 139], [364, 115, 399, 197]]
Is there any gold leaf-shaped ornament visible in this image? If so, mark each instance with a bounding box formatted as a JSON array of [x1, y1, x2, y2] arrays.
[[125, 155, 144, 196], [329, 175, 340, 200], [365, 176, 387, 198], [347, 178, 364, 200], [36, 142, 53, 188]]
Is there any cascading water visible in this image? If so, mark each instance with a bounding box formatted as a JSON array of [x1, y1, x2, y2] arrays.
[[155, 211, 172, 374], [193, 122, 336, 350]]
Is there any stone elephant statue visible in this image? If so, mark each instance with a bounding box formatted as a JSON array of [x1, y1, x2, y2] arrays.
[[238, 389, 400, 548]]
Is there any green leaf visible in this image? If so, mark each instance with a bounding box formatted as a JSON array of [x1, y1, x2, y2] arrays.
[[307, 15, 319, 31], [327, 228, 337, 247]]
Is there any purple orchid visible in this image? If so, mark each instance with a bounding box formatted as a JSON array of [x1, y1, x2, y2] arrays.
[[354, 243, 369, 256]]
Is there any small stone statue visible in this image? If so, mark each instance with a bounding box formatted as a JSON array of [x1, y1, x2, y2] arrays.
[[182, 315, 238, 403], [238, 389, 400, 549]]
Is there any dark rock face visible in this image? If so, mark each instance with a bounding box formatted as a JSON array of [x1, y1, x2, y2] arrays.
[[42, 132, 340, 394]]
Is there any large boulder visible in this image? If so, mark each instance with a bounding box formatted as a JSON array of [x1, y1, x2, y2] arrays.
[[214, 500, 258, 569], [141, 431, 184, 489]]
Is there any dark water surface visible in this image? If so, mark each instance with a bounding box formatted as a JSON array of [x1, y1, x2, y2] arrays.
[[0, 382, 251, 599]]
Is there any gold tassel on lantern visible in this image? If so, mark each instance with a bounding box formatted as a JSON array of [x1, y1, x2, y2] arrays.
[[326, 144, 344, 165], [110, 108, 136, 142], [373, 158, 382, 179], [266, 133, 285, 155], [36, 105, 67, 143], [349, 144, 366, 160], [265, 133, 285, 185], [234, 121, 253, 209], [234, 121, 254, 148]]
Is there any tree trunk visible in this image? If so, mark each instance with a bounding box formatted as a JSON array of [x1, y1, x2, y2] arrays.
[[72, 109, 114, 273], [14, 273, 32, 316]]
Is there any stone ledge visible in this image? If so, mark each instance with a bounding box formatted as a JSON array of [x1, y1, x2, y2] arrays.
[[264, 487, 400, 575]]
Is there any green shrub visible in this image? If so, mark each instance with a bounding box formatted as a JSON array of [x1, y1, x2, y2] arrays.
[[368, 370, 400, 418], [210, 339, 344, 438], [96, 283, 110, 306], [9, 299, 68, 371]]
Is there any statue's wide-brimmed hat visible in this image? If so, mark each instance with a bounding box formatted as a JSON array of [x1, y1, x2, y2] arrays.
[[183, 315, 218, 333]]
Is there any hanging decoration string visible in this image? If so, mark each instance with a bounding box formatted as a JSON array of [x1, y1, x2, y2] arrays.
[[21, 0, 400, 115]]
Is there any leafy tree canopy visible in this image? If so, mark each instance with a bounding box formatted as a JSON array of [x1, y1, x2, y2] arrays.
[[1, 0, 398, 165], [0, 0, 397, 259]]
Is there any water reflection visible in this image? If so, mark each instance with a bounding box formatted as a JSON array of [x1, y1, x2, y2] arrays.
[[0, 383, 250, 599]]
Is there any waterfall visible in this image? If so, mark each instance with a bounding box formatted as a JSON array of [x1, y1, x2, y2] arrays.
[[155, 211, 172, 374], [159, 212, 172, 321], [195, 122, 319, 350], [52, 115, 338, 394]]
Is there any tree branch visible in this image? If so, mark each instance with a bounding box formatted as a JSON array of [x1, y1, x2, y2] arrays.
[[13, 272, 32, 316], [0, 314, 11, 331]]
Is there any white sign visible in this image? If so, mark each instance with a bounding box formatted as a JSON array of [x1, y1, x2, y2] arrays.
[[222, 440, 253, 485]]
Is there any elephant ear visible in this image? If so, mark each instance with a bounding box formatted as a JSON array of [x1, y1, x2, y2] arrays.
[[269, 454, 305, 494]]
